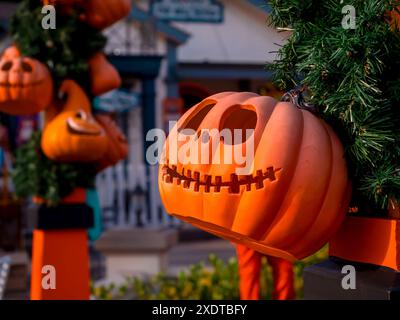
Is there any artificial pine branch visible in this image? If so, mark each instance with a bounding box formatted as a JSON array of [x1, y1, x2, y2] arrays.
[[12, 132, 96, 206], [10, 0, 106, 91], [8, 0, 104, 204], [268, 0, 400, 213]]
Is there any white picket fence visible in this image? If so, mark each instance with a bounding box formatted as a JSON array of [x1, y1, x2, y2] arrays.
[[96, 162, 181, 229]]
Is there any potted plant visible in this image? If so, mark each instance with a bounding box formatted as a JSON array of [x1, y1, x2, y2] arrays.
[[3, 0, 130, 299]]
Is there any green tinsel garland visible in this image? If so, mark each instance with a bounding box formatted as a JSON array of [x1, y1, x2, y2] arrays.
[[10, 0, 106, 91], [8, 0, 106, 204], [12, 132, 96, 206], [268, 0, 400, 213]]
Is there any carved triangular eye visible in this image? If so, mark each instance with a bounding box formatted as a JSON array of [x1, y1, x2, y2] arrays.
[[179, 102, 216, 133], [21, 61, 33, 73]]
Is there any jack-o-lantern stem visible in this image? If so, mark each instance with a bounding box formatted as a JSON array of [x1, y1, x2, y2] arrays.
[[281, 86, 319, 115]]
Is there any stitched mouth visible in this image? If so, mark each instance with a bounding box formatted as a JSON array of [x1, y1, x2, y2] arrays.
[[161, 165, 281, 194]]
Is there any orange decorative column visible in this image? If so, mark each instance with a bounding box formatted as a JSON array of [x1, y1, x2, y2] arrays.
[[30, 188, 93, 300], [30, 230, 90, 300], [304, 216, 400, 300], [236, 244, 295, 300], [329, 216, 400, 271]]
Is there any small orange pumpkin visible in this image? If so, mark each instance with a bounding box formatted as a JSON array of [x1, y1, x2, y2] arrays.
[[0, 46, 53, 115], [83, 0, 132, 30], [88, 53, 121, 97], [95, 114, 128, 172], [159, 92, 351, 261], [41, 80, 108, 163]]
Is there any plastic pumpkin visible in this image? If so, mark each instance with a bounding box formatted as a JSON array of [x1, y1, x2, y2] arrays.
[[83, 0, 132, 30], [0, 46, 53, 115], [88, 53, 121, 97], [41, 80, 108, 163], [159, 92, 351, 261], [95, 114, 128, 172]]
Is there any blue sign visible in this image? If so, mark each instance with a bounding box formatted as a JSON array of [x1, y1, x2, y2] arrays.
[[93, 90, 140, 113], [150, 0, 224, 23]]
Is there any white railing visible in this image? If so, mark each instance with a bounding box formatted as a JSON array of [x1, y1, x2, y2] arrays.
[[96, 162, 181, 229]]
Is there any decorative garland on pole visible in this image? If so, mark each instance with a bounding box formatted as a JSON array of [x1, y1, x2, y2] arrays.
[[0, 0, 131, 299]]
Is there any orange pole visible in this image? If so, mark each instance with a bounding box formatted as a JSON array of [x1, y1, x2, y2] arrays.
[[236, 244, 295, 300], [236, 244, 262, 300], [30, 229, 90, 300]]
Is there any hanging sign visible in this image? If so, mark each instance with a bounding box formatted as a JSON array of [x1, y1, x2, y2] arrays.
[[150, 0, 224, 23], [93, 90, 140, 113]]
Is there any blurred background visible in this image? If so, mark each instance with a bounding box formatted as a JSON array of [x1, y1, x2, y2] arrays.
[[0, 0, 325, 300]]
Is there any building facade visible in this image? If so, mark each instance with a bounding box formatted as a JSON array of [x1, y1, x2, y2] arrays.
[[103, 0, 287, 159], [0, 1, 288, 229]]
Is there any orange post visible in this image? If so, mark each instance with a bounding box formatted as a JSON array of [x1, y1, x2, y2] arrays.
[[330, 216, 400, 271], [30, 188, 92, 300], [236, 244, 295, 300], [30, 229, 90, 300], [236, 244, 261, 300]]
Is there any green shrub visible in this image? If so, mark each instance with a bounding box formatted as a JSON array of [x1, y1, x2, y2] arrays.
[[92, 246, 328, 300]]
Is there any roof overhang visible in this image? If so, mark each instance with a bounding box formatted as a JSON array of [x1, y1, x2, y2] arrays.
[[178, 62, 272, 80], [108, 55, 164, 78], [130, 6, 191, 45], [247, 0, 272, 13]]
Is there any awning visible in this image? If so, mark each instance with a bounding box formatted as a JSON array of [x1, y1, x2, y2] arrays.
[[177, 62, 272, 80]]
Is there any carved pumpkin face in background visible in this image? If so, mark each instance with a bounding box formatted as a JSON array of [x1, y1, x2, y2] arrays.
[[89, 53, 121, 97], [159, 92, 351, 261], [84, 0, 132, 30], [41, 80, 108, 163], [42, 0, 131, 29], [0, 46, 53, 115], [95, 114, 128, 172]]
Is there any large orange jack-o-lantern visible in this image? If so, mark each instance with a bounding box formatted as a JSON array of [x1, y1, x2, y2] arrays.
[[159, 92, 351, 261], [0, 46, 53, 115], [95, 114, 128, 172], [41, 80, 108, 163]]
